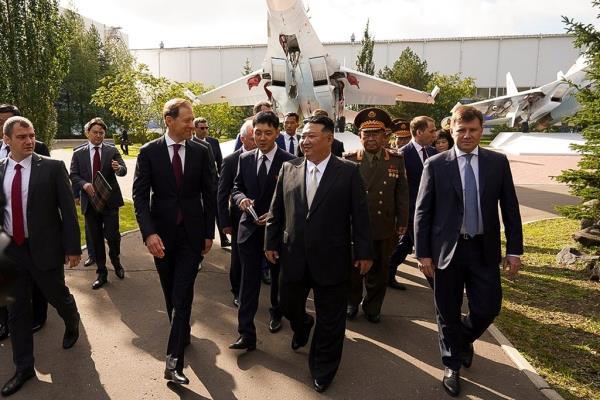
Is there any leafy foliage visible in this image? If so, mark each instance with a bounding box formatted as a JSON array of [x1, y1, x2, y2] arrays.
[[355, 20, 375, 75]]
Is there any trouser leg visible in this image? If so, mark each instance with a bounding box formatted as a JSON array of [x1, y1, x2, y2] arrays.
[[237, 236, 262, 342]]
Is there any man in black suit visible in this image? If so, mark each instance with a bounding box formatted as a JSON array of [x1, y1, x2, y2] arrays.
[[388, 115, 437, 289], [234, 101, 272, 151], [194, 117, 229, 248], [133, 98, 216, 385], [217, 120, 256, 307], [265, 115, 373, 393], [414, 106, 523, 396], [0, 116, 81, 396], [70, 117, 127, 290], [229, 111, 295, 351], [0, 104, 50, 342], [120, 129, 129, 155], [279, 112, 301, 155]]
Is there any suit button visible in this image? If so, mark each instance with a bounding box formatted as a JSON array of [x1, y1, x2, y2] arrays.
[[379, 201, 383, 204], [379, 191, 383, 195], [383, 181, 387, 185], [377, 211, 382, 215]]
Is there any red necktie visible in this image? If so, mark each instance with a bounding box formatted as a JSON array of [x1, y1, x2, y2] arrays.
[[172, 144, 183, 224], [11, 164, 25, 245], [93, 146, 101, 177]]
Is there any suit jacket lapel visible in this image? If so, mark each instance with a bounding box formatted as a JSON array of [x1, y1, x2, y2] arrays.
[[258, 148, 281, 201], [477, 147, 487, 198], [100, 144, 111, 173], [309, 156, 341, 213], [27, 154, 42, 206], [294, 159, 308, 214], [447, 150, 463, 203]]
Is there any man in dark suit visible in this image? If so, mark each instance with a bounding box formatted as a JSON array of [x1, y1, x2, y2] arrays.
[[278, 112, 300, 156], [70, 117, 127, 290], [0, 104, 50, 342], [265, 115, 373, 393], [0, 116, 81, 396], [344, 109, 409, 323], [194, 117, 229, 248], [234, 101, 272, 151], [217, 120, 256, 307], [414, 106, 523, 396], [229, 111, 295, 351], [120, 129, 129, 155], [388, 115, 437, 289], [133, 98, 216, 385]]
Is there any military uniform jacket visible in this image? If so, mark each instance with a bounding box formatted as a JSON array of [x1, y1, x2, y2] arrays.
[[345, 148, 409, 240]]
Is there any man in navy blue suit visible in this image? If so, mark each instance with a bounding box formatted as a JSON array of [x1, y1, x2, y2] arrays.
[[388, 116, 437, 289], [414, 106, 522, 396], [229, 111, 295, 351]]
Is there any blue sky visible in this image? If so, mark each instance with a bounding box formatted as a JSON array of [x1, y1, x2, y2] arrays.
[[61, 0, 598, 49]]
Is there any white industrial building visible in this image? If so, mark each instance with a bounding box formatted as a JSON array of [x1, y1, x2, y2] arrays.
[[131, 33, 581, 99]]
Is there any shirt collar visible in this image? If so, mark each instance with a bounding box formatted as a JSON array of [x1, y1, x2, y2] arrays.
[[306, 153, 332, 173], [8, 154, 33, 170], [258, 144, 278, 161], [88, 141, 103, 151], [364, 149, 383, 163], [411, 138, 425, 153], [284, 132, 297, 140], [165, 133, 186, 147], [454, 145, 479, 158]]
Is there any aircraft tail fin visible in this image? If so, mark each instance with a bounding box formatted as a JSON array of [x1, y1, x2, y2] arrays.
[[506, 72, 518, 96]]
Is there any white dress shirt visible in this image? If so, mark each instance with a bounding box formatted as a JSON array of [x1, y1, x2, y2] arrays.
[[454, 146, 483, 235], [3, 155, 32, 238], [165, 133, 186, 173], [305, 153, 332, 188], [411, 139, 429, 164], [255, 145, 278, 175], [1, 141, 10, 158], [283, 132, 299, 156]]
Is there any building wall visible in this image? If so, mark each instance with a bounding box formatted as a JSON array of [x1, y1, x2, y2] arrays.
[[131, 34, 580, 98]]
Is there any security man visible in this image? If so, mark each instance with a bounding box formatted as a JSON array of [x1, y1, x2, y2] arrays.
[[344, 108, 409, 323]]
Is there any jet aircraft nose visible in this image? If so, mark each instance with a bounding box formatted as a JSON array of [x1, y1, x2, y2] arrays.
[[266, 0, 297, 12]]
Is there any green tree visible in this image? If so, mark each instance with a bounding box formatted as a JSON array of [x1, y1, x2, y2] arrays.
[[355, 20, 375, 75], [377, 47, 433, 119], [242, 58, 253, 76], [425, 73, 476, 124], [555, 2, 600, 222], [0, 0, 71, 145]]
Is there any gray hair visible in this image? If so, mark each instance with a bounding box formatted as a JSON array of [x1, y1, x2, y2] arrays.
[[3, 116, 34, 137], [239, 120, 254, 138]]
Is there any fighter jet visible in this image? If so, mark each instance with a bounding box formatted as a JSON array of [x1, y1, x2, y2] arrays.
[[186, 0, 438, 130], [455, 55, 590, 132]]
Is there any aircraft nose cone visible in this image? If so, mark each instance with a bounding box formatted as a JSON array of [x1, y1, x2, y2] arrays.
[[266, 0, 297, 12]]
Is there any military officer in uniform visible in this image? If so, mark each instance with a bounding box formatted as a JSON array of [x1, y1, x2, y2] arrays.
[[344, 108, 409, 322], [391, 118, 412, 150]]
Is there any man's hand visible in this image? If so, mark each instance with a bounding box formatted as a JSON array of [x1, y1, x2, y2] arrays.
[[239, 198, 253, 212], [255, 213, 269, 226], [418, 257, 436, 278], [397, 226, 407, 235], [146, 234, 165, 258], [222, 226, 233, 236], [503, 256, 521, 280], [354, 259, 373, 275], [202, 239, 213, 255], [265, 250, 279, 264], [111, 160, 121, 171], [65, 255, 81, 268], [83, 182, 95, 198]]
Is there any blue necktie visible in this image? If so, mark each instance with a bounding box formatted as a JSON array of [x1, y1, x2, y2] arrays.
[[289, 136, 295, 155], [464, 153, 479, 237]]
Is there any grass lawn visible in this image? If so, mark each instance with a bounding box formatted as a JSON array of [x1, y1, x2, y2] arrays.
[[77, 200, 139, 245], [496, 218, 599, 400], [120, 144, 141, 159]]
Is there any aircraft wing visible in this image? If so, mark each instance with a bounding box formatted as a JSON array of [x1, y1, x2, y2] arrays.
[[458, 88, 545, 122], [339, 66, 437, 105], [192, 69, 270, 106]]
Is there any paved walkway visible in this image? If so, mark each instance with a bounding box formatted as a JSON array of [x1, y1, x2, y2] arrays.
[[0, 153, 580, 399]]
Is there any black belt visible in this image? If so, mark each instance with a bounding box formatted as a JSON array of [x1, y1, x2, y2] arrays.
[[459, 234, 483, 241]]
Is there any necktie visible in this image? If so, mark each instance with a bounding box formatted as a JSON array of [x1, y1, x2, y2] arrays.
[[93, 146, 101, 177], [463, 154, 480, 237], [258, 154, 268, 192], [4, 145, 9, 158], [172, 144, 183, 224], [421, 147, 429, 163], [289, 136, 295, 155], [11, 164, 25, 245], [306, 166, 318, 208]]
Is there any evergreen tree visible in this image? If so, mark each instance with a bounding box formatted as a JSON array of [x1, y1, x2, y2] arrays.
[[556, 2, 600, 222], [355, 20, 375, 75], [0, 0, 71, 145]]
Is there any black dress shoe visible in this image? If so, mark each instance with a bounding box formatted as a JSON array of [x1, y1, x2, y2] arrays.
[[228, 336, 256, 351], [84, 257, 95, 267], [220, 239, 232, 248], [92, 274, 107, 290], [1, 368, 35, 397], [313, 378, 330, 393], [442, 368, 460, 397], [261, 269, 271, 285], [114, 264, 125, 280], [389, 279, 407, 290], [365, 313, 381, 323], [63, 314, 80, 349], [0, 324, 8, 341], [269, 316, 282, 333], [164, 356, 189, 385], [462, 342, 474, 368], [291, 315, 314, 350], [346, 305, 358, 320], [233, 296, 240, 308]]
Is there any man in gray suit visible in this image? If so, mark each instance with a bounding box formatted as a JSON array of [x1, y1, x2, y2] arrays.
[[265, 115, 373, 393], [414, 106, 523, 397], [0, 116, 81, 396], [70, 117, 127, 290]]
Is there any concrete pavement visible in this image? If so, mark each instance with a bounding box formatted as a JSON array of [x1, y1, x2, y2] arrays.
[[0, 152, 580, 399]]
